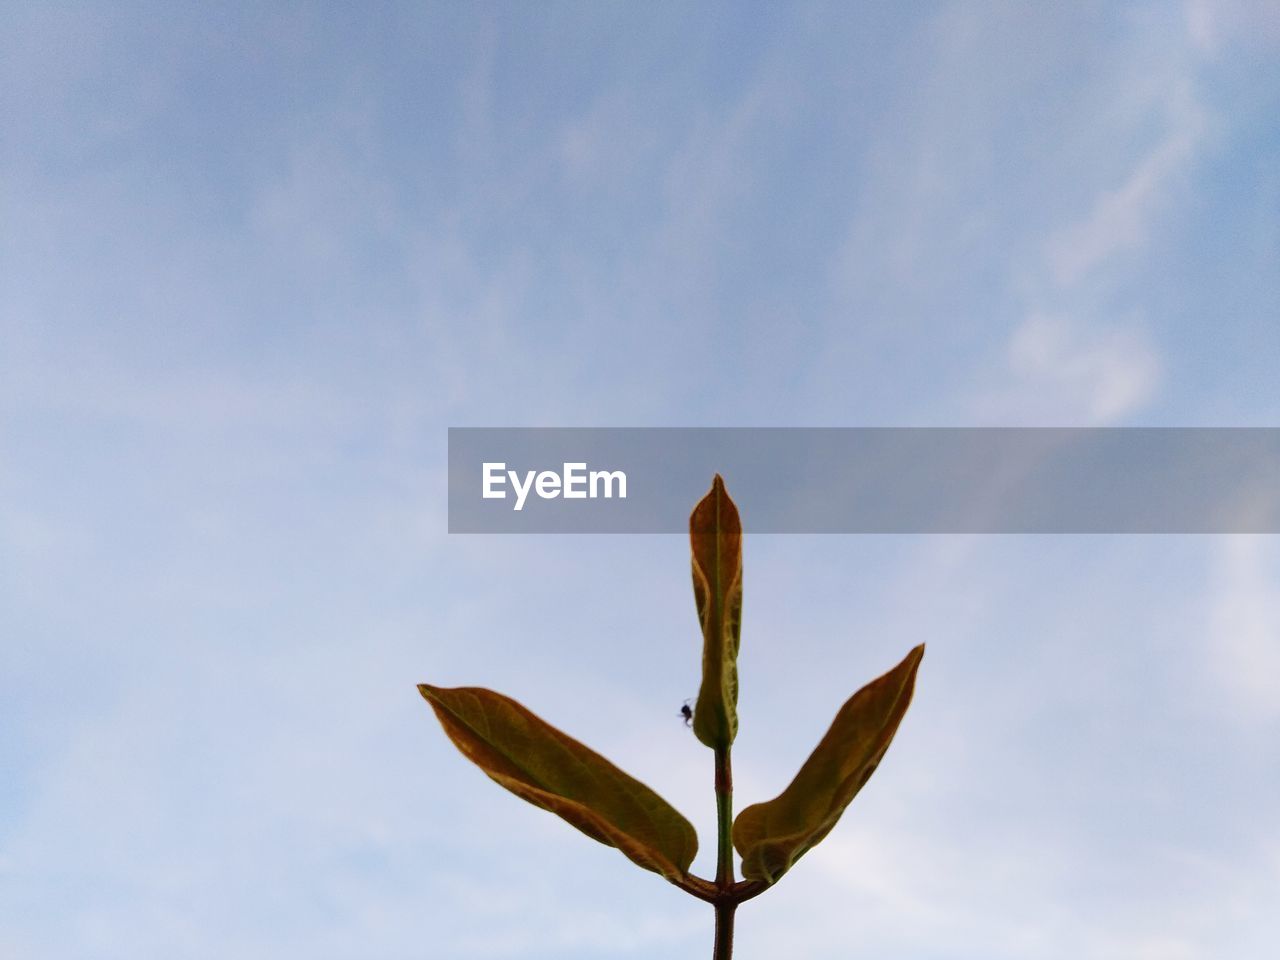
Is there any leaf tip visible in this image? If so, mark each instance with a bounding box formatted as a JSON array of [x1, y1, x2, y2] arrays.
[[893, 644, 926, 696], [690, 474, 742, 535]]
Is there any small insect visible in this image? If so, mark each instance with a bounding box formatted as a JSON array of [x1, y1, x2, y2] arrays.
[[680, 699, 694, 727]]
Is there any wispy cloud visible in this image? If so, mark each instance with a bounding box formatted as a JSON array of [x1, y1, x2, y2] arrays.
[[1186, 0, 1280, 58], [1045, 83, 1207, 287], [991, 312, 1162, 423], [972, 5, 1220, 424], [1206, 535, 1280, 723]]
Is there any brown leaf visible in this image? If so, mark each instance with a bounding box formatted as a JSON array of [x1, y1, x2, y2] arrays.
[[419, 684, 698, 881], [732, 645, 925, 883], [690, 474, 743, 749]]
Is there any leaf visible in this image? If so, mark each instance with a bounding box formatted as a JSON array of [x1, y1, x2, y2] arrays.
[[419, 684, 698, 881], [732, 644, 925, 884], [690, 474, 744, 750]]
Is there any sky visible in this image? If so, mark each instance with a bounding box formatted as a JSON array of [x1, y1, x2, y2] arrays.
[[2, 2, 1280, 958]]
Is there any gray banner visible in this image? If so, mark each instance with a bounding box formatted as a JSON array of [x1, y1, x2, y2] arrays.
[[448, 428, 1280, 533]]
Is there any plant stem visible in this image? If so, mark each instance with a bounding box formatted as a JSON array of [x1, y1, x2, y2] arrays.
[[713, 743, 734, 958], [714, 745, 733, 887], [713, 900, 736, 960]]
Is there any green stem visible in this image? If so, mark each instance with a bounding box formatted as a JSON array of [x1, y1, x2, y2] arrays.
[[714, 745, 734, 886], [713, 744, 734, 958]]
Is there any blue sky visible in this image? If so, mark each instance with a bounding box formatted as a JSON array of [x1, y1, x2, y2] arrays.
[[2, 2, 1279, 958]]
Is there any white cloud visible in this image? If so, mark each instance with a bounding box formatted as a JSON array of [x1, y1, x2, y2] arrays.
[[1207, 535, 1280, 722], [977, 6, 1225, 424], [1186, 0, 1280, 58], [1046, 84, 1207, 286], [1001, 313, 1162, 423], [745, 816, 1274, 960]]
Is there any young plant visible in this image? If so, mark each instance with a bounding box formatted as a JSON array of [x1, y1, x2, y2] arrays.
[[419, 475, 924, 959]]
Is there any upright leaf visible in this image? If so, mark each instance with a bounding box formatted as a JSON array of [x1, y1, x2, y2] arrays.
[[419, 684, 698, 881], [690, 474, 743, 750], [733, 644, 925, 884]]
